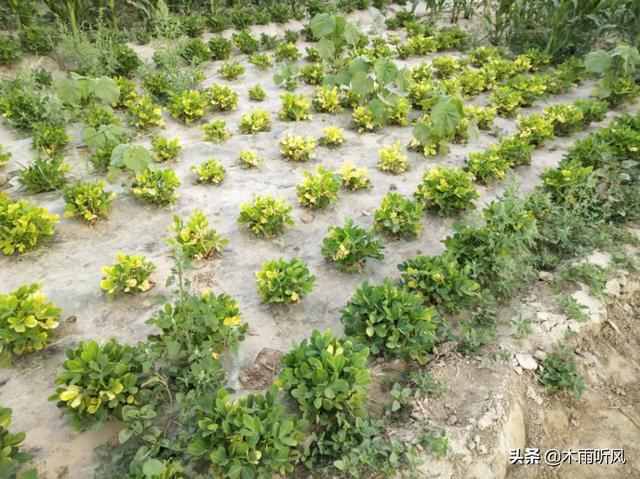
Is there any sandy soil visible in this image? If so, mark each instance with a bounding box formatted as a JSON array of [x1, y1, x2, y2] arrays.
[[0, 7, 637, 479]]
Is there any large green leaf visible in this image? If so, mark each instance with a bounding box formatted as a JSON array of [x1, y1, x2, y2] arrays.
[[142, 459, 165, 478], [343, 21, 363, 46], [316, 38, 336, 61], [123, 145, 151, 174], [351, 71, 374, 96], [611, 44, 640, 75], [374, 59, 398, 86], [412, 122, 432, 144], [584, 49, 612, 73], [367, 98, 388, 123], [430, 96, 463, 137], [310, 13, 336, 38], [94, 77, 120, 104], [349, 57, 370, 75], [82, 123, 122, 148], [54, 79, 81, 105], [395, 67, 413, 91]]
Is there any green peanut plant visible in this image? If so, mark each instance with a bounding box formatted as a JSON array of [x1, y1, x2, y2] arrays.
[[168, 90, 208, 124], [398, 252, 481, 313], [0, 284, 60, 366], [341, 279, 439, 363], [192, 159, 226, 184], [319, 126, 346, 147], [340, 161, 371, 191], [321, 219, 384, 271], [414, 167, 478, 216], [100, 252, 156, 298], [256, 257, 316, 304], [279, 134, 317, 162], [50, 339, 142, 431], [377, 141, 409, 174], [188, 387, 308, 479], [279, 93, 312, 121], [151, 136, 182, 163], [237, 195, 294, 238], [201, 121, 232, 143], [239, 109, 272, 134], [63, 181, 116, 224], [0, 193, 59, 255], [374, 193, 424, 238], [0, 407, 37, 479], [296, 167, 341, 209], [239, 149, 263, 169], [167, 210, 228, 260], [131, 167, 181, 206], [208, 84, 239, 111]]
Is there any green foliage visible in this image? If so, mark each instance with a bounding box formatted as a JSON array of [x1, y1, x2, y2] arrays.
[[465, 105, 496, 131], [490, 86, 523, 117], [308, 13, 365, 62], [55, 74, 120, 110], [377, 141, 409, 174], [127, 95, 164, 130], [319, 126, 346, 147], [273, 63, 300, 90], [256, 257, 316, 304], [151, 136, 181, 163], [167, 210, 227, 260], [414, 167, 478, 216], [51, 339, 142, 430], [543, 104, 585, 136], [297, 167, 341, 209], [208, 85, 238, 111], [238, 149, 263, 169], [63, 181, 116, 223], [0, 35, 22, 65], [279, 134, 316, 162], [457, 306, 498, 355], [19, 24, 54, 54], [312, 85, 341, 113], [208, 36, 232, 60], [239, 109, 272, 134], [321, 219, 384, 271], [0, 406, 36, 478], [276, 329, 370, 461], [464, 150, 511, 184], [341, 280, 438, 362], [541, 159, 594, 205], [0, 72, 64, 133], [237, 195, 294, 238], [340, 161, 371, 190], [188, 388, 308, 479], [177, 38, 210, 65], [107, 144, 152, 181], [232, 30, 260, 54], [586, 44, 640, 106], [192, 159, 226, 185], [168, 90, 208, 124], [17, 155, 69, 194], [248, 85, 266, 101], [538, 345, 585, 400], [248, 53, 273, 70], [398, 252, 481, 313], [495, 136, 534, 167], [351, 105, 383, 133], [516, 113, 556, 147], [0, 193, 58, 255], [275, 42, 300, 62], [431, 55, 466, 78], [0, 283, 60, 366], [131, 167, 181, 206], [0, 145, 10, 167], [32, 122, 70, 156], [573, 98, 608, 125], [201, 121, 232, 143], [373, 193, 424, 238], [301, 63, 325, 85], [279, 93, 311, 121], [100, 252, 155, 298], [555, 262, 607, 297], [219, 62, 245, 80]]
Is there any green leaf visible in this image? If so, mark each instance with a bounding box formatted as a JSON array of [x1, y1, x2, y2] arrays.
[[395, 67, 412, 91], [54, 79, 81, 105], [316, 38, 336, 61], [350, 71, 374, 96], [142, 458, 165, 478], [349, 57, 370, 75], [611, 44, 640, 75], [584, 49, 612, 74], [310, 13, 336, 38], [367, 98, 388, 123], [18, 470, 38, 479], [374, 59, 398, 86], [94, 77, 120, 104], [122, 145, 151, 174], [431, 96, 463, 137], [343, 22, 363, 46], [82, 123, 122, 148], [187, 437, 208, 457], [412, 122, 432, 144]]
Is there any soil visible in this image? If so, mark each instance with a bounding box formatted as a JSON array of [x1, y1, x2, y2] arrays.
[[0, 6, 638, 479]]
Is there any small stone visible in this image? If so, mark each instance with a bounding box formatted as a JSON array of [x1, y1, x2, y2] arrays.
[[478, 444, 488, 455], [538, 271, 554, 282], [301, 212, 315, 224], [515, 353, 538, 370], [477, 414, 493, 431], [584, 251, 612, 269], [514, 365, 523, 375], [447, 415, 458, 425], [526, 386, 544, 406], [605, 279, 621, 297], [389, 183, 398, 191], [533, 350, 547, 361]]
